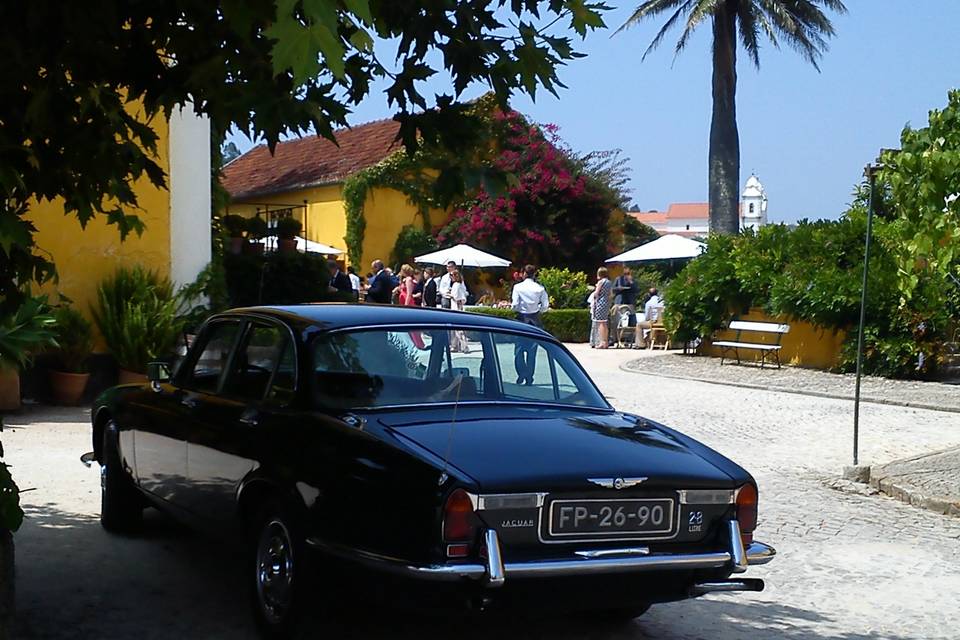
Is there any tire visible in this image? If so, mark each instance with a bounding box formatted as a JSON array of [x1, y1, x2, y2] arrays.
[[251, 503, 310, 639], [100, 424, 143, 532]]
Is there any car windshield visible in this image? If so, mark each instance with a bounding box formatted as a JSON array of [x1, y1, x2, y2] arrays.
[[311, 327, 608, 410]]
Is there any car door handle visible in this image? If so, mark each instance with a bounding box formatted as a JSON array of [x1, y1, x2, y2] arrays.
[[181, 396, 200, 409], [238, 409, 260, 427]]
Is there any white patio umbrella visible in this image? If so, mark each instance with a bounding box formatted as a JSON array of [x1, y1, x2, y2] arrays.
[[606, 234, 706, 263], [414, 243, 510, 268], [255, 236, 343, 254]]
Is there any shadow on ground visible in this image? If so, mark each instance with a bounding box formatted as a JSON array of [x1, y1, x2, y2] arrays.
[[13, 503, 913, 640]]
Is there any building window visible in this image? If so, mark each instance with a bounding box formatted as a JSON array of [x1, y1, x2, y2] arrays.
[[749, 203, 755, 214]]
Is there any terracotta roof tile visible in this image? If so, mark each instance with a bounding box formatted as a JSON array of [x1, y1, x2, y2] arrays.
[[630, 211, 668, 224], [222, 119, 402, 200], [665, 202, 709, 219]]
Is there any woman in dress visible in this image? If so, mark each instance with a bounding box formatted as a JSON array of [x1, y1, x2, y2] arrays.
[[397, 264, 417, 306], [592, 267, 612, 349], [449, 270, 470, 352]]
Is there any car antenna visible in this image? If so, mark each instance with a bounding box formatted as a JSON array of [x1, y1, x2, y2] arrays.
[[439, 371, 464, 485]]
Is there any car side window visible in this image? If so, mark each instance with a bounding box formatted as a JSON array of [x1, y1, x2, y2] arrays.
[[492, 333, 560, 402], [222, 323, 292, 402], [181, 321, 243, 393]]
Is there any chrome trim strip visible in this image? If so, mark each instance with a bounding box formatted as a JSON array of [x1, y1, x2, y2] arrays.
[[728, 520, 748, 573], [476, 492, 547, 511], [678, 489, 735, 505], [746, 541, 776, 566], [484, 529, 506, 587], [305, 537, 486, 581], [503, 551, 732, 578], [689, 578, 764, 596], [574, 547, 649, 559]]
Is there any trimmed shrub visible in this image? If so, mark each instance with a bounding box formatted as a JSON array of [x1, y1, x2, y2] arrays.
[[537, 267, 591, 309], [467, 307, 591, 342]]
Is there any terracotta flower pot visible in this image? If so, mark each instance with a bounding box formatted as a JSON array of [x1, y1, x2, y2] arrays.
[[117, 369, 148, 385], [48, 370, 90, 405], [278, 238, 298, 253], [0, 369, 19, 411]]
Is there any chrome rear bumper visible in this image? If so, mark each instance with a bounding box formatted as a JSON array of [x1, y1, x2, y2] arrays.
[[307, 520, 775, 589]]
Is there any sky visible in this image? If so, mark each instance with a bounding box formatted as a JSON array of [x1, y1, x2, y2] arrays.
[[228, 2, 960, 224]]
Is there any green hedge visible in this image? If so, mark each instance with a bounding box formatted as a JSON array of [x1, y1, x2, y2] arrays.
[[467, 307, 591, 342]]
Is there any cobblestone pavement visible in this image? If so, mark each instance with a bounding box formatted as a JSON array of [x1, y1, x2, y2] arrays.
[[870, 446, 960, 516], [6, 346, 960, 639], [621, 351, 960, 413]]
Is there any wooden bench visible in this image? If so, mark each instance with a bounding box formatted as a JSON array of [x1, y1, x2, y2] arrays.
[[713, 320, 790, 368]]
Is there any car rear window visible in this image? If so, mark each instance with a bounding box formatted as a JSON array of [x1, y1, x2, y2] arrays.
[[310, 327, 608, 411]]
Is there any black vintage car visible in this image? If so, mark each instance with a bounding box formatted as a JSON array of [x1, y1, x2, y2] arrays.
[[90, 304, 775, 637]]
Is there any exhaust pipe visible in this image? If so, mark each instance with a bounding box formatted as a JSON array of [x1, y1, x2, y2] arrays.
[[690, 578, 765, 596]]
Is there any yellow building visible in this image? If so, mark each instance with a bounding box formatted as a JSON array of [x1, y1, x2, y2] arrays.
[[28, 106, 212, 315], [222, 119, 444, 269]]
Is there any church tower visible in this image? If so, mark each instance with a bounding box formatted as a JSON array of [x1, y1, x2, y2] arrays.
[[740, 174, 767, 231]]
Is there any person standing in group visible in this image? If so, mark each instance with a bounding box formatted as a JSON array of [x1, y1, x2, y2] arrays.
[[397, 264, 418, 306], [438, 260, 457, 308], [612, 267, 638, 308], [592, 267, 612, 349], [511, 264, 549, 385], [365, 259, 393, 304], [327, 259, 353, 296], [449, 270, 468, 310], [422, 267, 438, 307], [346, 266, 361, 301]]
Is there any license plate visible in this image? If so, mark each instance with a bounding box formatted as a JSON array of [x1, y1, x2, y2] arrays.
[[548, 498, 675, 538]]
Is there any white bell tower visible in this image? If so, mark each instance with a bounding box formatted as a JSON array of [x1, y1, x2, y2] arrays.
[[740, 174, 767, 231]]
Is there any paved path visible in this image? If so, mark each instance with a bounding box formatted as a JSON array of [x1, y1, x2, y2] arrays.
[[622, 351, 960, 413], [870, 446, 960, 516], [5, 347, 960, 639]]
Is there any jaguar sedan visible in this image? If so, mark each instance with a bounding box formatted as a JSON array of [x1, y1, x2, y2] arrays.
[[90, 304, 774, 637]]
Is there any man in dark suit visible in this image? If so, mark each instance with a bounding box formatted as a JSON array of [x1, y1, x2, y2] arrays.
[[327, 259, 353, 295], [365, 259, 393, 304]]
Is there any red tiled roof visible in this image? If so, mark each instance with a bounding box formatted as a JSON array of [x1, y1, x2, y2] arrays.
[[222, 119, 402, 200], [630, 211, 668, 224], [665, 202, 709, 219]]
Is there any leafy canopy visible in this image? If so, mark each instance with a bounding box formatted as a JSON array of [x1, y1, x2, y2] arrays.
[[0, 0, 609, 314]]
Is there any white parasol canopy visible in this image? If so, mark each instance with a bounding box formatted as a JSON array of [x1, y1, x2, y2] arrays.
[[415, 243, 511, 268], [606, 234, 706, 263], [256, 236, 343, 254]]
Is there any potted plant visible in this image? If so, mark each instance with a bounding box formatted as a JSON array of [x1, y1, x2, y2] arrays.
[[0, 297, 58, 411], [91, 266, 184, 384], [48, 306, 94, 405], [222, 214, 248, 255], [244, 216, 268, 255], [276, 216, 302, 253]]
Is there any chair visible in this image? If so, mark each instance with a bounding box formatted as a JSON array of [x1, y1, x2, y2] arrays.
[[612, 305, 636, 348], [647, 306, 669, 350]]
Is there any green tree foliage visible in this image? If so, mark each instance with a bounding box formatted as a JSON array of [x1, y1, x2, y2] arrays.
[[617, 0, 845, 234], [0, 0, 609, 314], [390, 225, 437, 268]]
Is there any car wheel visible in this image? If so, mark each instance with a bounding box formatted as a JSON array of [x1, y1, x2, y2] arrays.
[[100, 424, 143, 532], [251, 505, 308, 639]]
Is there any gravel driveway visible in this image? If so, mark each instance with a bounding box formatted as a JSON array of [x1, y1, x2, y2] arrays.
[[5, 348, 960, 639]]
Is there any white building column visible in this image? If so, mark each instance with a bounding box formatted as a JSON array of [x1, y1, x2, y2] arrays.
[[168, 105, 212, 286]]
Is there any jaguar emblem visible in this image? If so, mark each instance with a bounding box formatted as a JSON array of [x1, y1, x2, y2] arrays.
[[587, 477, 648, 490]]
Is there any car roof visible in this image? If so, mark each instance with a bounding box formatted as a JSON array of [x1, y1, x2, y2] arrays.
[[226, 303, 553, 338]]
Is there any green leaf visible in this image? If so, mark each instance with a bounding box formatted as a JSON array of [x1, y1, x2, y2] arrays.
[[343, 0, 374, 25]]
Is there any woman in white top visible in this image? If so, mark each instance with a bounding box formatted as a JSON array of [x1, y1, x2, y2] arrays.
[[449, 270, 468, 311]]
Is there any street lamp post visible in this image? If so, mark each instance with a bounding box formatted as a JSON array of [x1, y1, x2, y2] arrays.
[[852, 162, 881, 469]]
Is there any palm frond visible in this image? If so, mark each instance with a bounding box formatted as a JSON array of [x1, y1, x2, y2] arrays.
[[757, 0, 847, 71], [675, 0, 720, 56], [736, 1, 763, 68]]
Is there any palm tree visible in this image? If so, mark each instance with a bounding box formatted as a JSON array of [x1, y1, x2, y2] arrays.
[[618, 0, 846, 234]]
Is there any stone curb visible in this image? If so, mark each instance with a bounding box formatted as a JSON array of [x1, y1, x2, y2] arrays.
[[868, 467, 960, 519], [618, 361, 960, 415]]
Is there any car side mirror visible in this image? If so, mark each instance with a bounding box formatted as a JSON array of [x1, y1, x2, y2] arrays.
[[147, 361, 171, 391]]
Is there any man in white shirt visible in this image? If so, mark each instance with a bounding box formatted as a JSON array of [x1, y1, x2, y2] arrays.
[[510, 264, 550, 385], [346, 266, 361, 300], [437, 260, 457, 308], [635, 288, 664, 347]]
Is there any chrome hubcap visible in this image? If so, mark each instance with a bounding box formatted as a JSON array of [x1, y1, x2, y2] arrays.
[[256, 519, 294, 624]]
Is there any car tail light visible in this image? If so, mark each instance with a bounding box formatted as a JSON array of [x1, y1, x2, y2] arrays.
[[736, 483, 758, 546], [443, 489, 476, 554]]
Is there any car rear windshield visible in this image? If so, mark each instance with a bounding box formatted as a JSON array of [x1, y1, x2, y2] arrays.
[[310, 327, 608, 411]]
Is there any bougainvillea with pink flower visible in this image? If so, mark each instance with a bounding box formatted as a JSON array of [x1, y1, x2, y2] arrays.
[[437, 110, 621, 272]]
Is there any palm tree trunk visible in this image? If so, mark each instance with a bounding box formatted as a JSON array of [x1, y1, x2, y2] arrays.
[[708, 1, 740, 235]]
